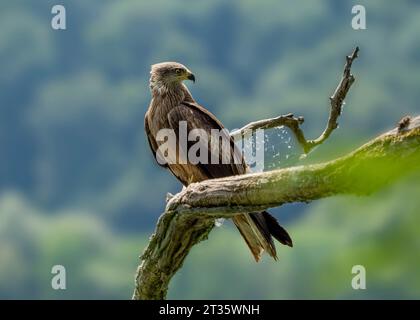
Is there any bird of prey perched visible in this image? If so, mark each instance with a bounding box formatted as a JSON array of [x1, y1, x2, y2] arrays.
[[144, 62, 292, 261]]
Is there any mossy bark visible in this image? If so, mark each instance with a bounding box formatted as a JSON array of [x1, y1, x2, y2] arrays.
[[133, 116, 420, 300]]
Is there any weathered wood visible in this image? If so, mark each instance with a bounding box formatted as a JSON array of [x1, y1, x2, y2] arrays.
[[230, 47, 359, 154], [132, 47, 419, 300], [133, 115, 420, 300], [133, 210, 214, 300], [167, 116, 420, 216]]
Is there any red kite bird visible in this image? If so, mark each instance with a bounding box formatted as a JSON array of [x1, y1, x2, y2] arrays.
[[144, 62, 292, 261]]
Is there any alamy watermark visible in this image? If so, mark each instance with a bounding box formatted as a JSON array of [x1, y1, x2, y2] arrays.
[[154, 122, 265, 171], [51, 5, 66, 30], [351, 265, 366, 290], [51, 265, 66, 290], [351, 5, 367, 30]]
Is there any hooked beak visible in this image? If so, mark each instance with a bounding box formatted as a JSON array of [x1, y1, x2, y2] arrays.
[[187, 72, 196, 83]]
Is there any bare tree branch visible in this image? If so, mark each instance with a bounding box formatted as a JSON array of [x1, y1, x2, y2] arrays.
[[133, 115, 420, 300], [167, 115, 420, 216], [132, 47, 419, 300], [132, 47, 363, 300], [230, 47, 359, 153]]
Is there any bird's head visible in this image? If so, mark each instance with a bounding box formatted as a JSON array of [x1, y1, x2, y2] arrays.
[[150, 62, 195, 92]]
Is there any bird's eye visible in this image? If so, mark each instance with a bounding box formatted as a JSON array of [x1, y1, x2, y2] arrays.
[[175, 69, 182, 74]]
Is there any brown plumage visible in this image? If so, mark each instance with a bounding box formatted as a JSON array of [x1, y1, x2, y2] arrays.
[[145, 62, 292, 261]]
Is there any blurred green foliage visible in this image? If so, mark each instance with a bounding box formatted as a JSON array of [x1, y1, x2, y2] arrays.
[[0, 0, 419, 299]]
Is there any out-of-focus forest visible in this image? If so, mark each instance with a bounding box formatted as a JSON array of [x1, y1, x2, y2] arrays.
[[0, 0, 419, 299]]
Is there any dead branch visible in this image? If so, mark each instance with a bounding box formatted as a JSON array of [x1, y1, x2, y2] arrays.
[[167, 116, 420, 216], [133, 47, 419, 300], [133, 115, 420, 300], [230, 47, 359, 154]]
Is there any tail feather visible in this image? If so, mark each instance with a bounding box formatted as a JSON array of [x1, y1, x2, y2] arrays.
[[232, 211, 292, 262], [262, 211, 293, 247], [232, 215, 264, 262], [249, 213, 277, 259]]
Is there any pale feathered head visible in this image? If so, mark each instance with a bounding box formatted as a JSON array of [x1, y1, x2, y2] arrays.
[[149, 62, 195, 92]]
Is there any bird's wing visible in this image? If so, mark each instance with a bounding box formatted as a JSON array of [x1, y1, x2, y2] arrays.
[[144, 110, 168, 168], [167, 101, 246, 179], [167, 102, 275, 260]]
